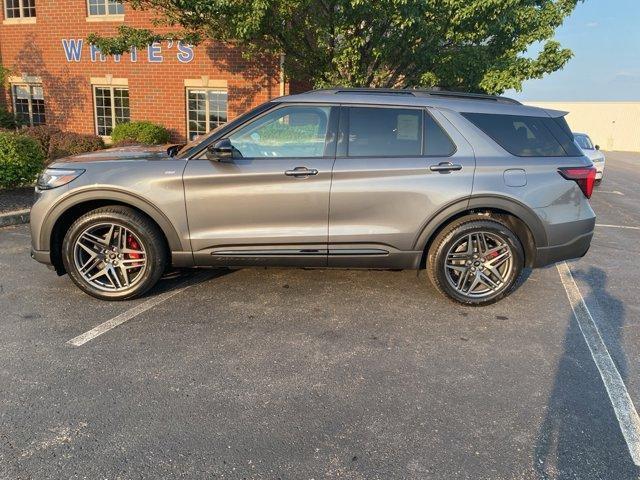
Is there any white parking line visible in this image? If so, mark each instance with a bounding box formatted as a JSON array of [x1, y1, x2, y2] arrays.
[[597, 190, 625, 196], [557, 261, 640, 466], [67, 274, 207, 347], [596, 224, 640, 231]]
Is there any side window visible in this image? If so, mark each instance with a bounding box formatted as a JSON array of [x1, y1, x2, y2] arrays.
[[347, 107, 422, 157], [228, 106, 331, 158], [546, 116, 583, 156], [461, 112, 579, 157], [424, 112, 455, 156], [574, 135, 593, 150]]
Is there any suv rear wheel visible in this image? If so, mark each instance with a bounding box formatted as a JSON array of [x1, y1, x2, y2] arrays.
[[62, 206, 167, 300], [427, 215, 524, 306]]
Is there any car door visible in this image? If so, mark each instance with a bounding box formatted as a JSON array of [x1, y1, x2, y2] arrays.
[[328, 105, 475, 268], [183, 104, 338, 267]]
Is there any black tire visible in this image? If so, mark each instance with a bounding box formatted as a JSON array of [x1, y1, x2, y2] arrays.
[[426, 215, 524, 306], [595, 178, 602, 185], [62, 206, 168, 301]]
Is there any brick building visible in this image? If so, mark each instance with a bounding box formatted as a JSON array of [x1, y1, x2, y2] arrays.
[[0, 0, 286, 142]]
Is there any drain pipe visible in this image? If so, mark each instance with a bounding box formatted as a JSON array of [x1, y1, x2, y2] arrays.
[[279, 53, 286, 96]]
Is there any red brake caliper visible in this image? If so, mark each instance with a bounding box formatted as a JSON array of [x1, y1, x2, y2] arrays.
[[126, 234, 142, 266]]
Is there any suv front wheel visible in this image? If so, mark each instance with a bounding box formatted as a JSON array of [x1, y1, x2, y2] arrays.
[[62, 206, 167, 300], [427, 216, 524, 306]]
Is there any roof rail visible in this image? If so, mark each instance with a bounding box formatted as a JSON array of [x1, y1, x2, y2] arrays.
[[308, 87, 521, 105], [412, 89, 521, 105], [332, 88, 416, 96]]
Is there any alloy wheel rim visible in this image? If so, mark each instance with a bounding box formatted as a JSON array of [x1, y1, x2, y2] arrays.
[[73, 222, 147, 292], [444, 231, 514, 298]]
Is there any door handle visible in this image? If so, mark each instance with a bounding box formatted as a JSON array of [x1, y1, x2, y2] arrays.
[[429, 162, 462, 173], [285, 167, 319, 177]]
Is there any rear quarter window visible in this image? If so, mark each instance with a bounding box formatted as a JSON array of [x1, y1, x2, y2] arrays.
[[424, 112, 456, 156], [461, 112, 582, 157]]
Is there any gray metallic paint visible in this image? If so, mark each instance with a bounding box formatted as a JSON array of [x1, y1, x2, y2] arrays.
[[30, 157, 191, 264], [30, 89, 596, 274], [183, 153, 334, 267], [328, 107, 476, 268]]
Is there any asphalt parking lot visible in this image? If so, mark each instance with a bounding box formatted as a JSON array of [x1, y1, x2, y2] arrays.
[[1, 152, 639, 479]]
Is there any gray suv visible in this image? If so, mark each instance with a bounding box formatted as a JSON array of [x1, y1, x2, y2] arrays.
[[30, 89, 596, 305]]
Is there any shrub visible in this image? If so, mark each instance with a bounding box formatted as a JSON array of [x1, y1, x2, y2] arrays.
[[20, 125, 104, 163], [49, 131, 105, 161], [111, 121, 171, 145], [19, 125, 61, 159], [0, 131, 45, 188], [0, 107, 22, 130]]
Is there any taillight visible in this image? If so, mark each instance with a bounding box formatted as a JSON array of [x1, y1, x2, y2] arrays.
[[558, 166, 597, 199]]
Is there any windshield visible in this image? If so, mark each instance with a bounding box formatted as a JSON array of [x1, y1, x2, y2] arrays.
[[175, 102, 277, 158], [574, 134, 594, 150]]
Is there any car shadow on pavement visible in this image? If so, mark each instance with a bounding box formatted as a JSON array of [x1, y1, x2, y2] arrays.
[[534, 266, 638, 479], [147, 267, 234, 297]]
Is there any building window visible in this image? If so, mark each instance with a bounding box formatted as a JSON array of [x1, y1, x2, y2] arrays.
[[94, 86, 129, 136], [4, 0, 36, 19], [187, 89, 227, 140], [87, 0, 123, 16], [12, 84, 45, 126]]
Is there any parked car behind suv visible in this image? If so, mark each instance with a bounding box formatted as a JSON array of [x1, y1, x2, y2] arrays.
[[30, 89, 596, 305], [573, 132, 606, 183]]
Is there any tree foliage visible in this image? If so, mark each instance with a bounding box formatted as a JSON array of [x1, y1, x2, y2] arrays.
[[89, 0, 582, 94]]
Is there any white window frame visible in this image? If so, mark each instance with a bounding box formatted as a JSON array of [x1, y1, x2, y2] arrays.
[[10, 81, 45, 127], [86, 0, 124, 22], [3, 0, 36, 23], [92, 82, 130, 139], [186, 88, 228, 141]]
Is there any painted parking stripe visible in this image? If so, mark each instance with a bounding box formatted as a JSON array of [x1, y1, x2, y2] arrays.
[[597, 190, 625, 195], [596, 224, 640, 231], [557, 261, 640, 466], [67, 274, 207, 347]]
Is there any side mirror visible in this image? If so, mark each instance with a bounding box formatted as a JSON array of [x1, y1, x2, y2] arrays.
[[595, 144, 600, 150], [166, 144, 184, 157], [206, 138, 234, 161]]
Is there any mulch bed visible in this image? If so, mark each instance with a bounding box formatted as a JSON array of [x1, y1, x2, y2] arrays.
[[0, 187, 35, 214]]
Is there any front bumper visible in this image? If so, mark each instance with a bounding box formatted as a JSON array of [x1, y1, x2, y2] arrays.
[[31, 248, 52, 265]]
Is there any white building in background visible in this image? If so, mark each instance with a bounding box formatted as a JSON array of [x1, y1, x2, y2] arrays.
[[525, 102, 640, 152]]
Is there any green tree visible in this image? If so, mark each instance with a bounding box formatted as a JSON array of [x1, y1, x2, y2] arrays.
[[89, 0, 582, 94]]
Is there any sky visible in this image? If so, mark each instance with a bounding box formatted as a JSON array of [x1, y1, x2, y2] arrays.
[[506, 0, 640, 102]]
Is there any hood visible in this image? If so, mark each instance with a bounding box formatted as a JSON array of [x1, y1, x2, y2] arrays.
[[54, 144, 172, 164]]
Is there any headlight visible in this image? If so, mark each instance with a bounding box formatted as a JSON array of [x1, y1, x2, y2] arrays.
[[37, 168, 85, 190]]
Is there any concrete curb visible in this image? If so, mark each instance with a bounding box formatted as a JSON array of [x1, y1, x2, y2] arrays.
[[0, 209, 30, 227]]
